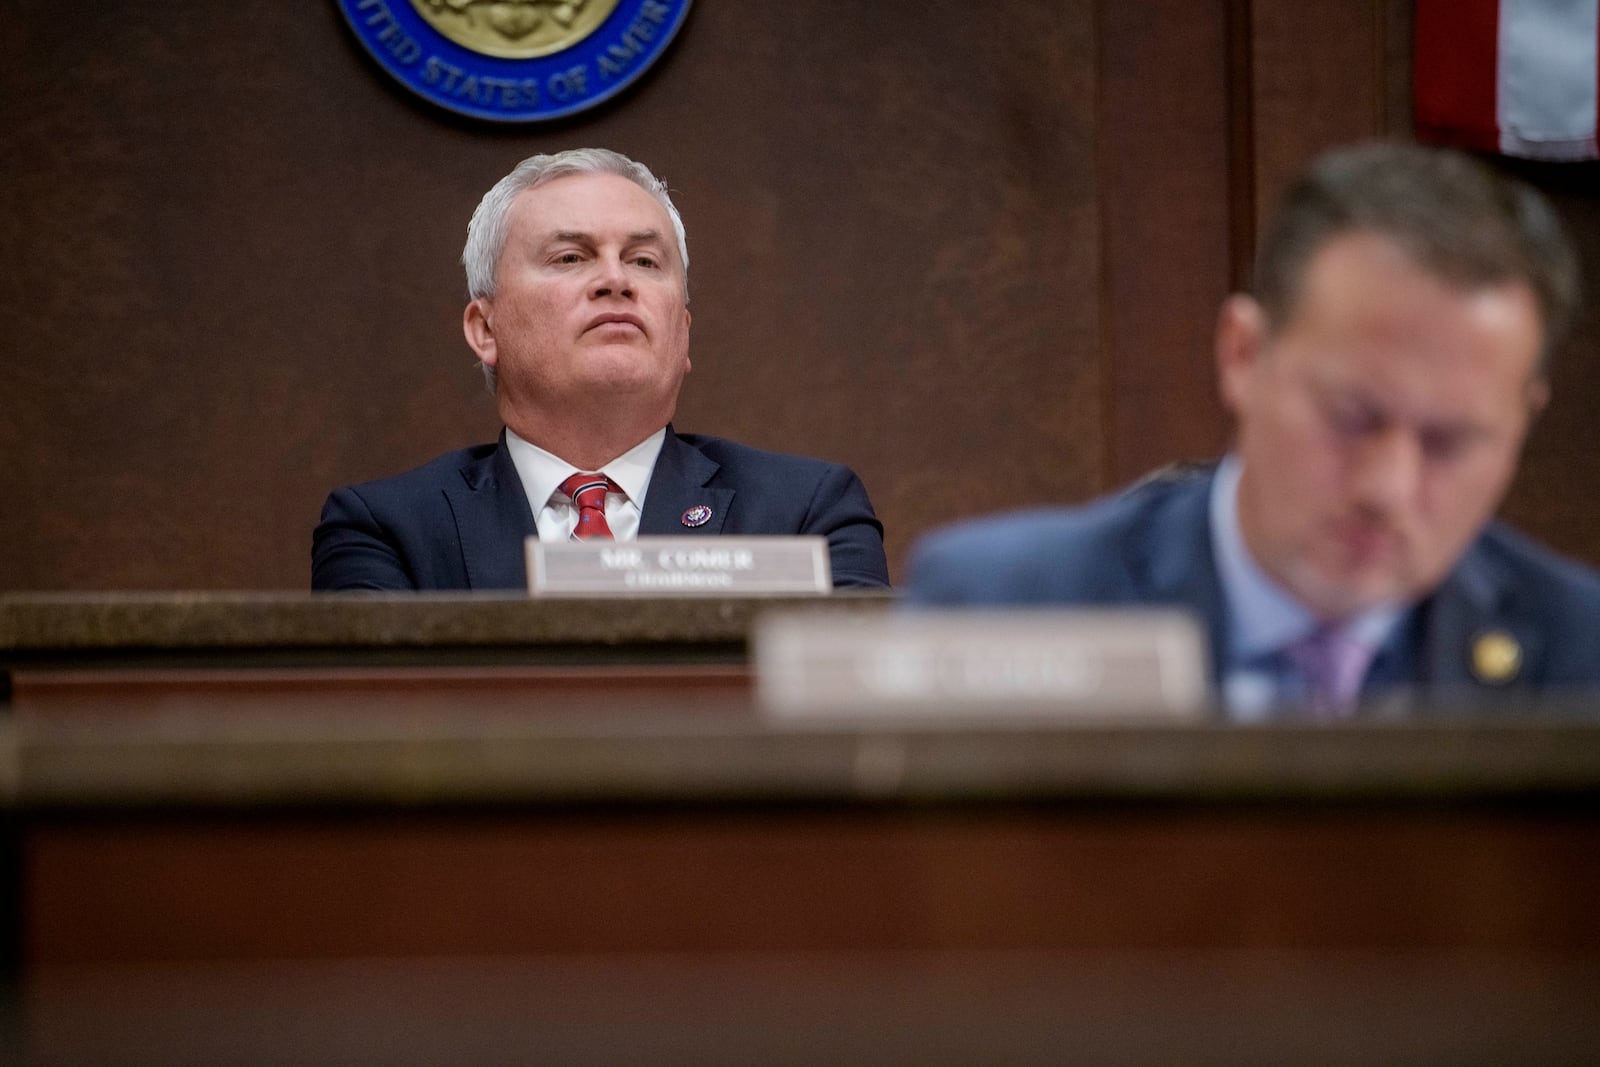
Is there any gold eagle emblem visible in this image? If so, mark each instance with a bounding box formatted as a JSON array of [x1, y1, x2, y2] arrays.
[[409, 0, 620, 58]]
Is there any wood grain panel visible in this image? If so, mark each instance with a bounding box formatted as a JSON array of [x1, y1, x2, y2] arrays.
[[1249, 0, 1388, 226], [9, 666, 751, 718], [1097, 0, 1235, 480], [26, 807, 1600, 963], [22, 953, 1600, 1065], [1495, 160, 1600, 565]]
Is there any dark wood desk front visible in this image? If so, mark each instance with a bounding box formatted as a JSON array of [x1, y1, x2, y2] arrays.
[[3, 593, 1599, 1064], [0, 590, 889, 719], [4, 710, 1600, 1066]]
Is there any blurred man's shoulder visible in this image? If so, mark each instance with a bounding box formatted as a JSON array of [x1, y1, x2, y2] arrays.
[[1473, 521, 1600, 617], [928, 467, 1208, 554], [903, 464, 1215, 604]]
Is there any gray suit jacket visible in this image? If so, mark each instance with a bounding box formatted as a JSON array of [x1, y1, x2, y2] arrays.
[[904, 468, 1600, 705]]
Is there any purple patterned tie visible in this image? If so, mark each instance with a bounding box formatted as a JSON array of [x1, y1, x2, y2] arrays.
[[1282, 625, 1372, 719], [558, 472, 620, 541]]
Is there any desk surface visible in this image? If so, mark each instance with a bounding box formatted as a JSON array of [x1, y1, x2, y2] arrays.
[[5, 711, 1600, 810], [0, 590, 892, 668]]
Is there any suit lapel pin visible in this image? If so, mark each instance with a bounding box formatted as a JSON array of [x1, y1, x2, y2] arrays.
[[1470, 629, 1522, 685], [681, 505, 713, 528]]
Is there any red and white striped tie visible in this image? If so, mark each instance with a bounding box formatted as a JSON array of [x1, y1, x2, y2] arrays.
[[559, 472, 620, 541]]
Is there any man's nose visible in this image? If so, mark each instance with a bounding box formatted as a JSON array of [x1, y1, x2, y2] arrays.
[[1351, 426, 1422, 511], [590, 255, 633, 299]]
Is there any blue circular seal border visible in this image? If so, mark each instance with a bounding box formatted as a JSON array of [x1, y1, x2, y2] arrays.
[[336, 0, 692, 123]]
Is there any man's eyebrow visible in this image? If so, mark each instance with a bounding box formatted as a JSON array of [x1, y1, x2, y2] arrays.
[[545, 229, 665, 247]]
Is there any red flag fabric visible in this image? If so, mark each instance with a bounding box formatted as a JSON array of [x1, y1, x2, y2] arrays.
[[1415, 0, 1599, 161]]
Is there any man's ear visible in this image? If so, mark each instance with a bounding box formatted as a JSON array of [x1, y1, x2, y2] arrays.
[[1216, 294, 1267, 416], [681, 306, 692, 375], [1525, 375, 1551, 421], [463, 298, 497, 368]]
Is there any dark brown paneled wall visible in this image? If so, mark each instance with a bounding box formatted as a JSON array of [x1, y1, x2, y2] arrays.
[[1097, 1, 1235, 482], [1496, 159, 1600, 563], [2, 0, 1596, 590]]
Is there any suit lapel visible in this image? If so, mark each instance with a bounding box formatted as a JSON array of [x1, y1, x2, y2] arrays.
[[1117, 478, 1545, 704], [1126, 473, 1230, 688], [639, 429, 736, 536], [438, 430, 747, 587], [442, 432, 538, 590], [1415, 539, 1541, 694]]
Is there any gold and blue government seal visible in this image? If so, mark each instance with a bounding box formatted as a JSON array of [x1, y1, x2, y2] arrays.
[[336, 0, 692, 121]]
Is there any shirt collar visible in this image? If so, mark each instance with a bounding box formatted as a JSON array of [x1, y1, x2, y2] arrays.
[[1208, 453, 1402, 663], [504, 427, 667, 511]]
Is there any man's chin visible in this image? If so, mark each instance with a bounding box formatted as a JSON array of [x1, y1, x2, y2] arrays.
[[1285, 562, 1409, 621], [576, 354, 669, 387]]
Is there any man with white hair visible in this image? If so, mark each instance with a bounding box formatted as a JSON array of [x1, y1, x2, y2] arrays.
[[314, 148, 888, 590]]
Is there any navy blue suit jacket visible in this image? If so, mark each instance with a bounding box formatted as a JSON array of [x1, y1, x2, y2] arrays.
[[314, 429, 889, 590], [904, 468, 1600, 704]]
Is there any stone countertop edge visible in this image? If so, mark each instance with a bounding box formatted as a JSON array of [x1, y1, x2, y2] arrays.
[[6, 717, 1600, 810], [0, 591, 895, 651]]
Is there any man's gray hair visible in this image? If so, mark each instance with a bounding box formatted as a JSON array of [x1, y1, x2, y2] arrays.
[[462, 147, 690, 302]]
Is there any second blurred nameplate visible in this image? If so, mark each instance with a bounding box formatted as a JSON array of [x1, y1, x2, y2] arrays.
[[529, 536, 831, 596], [756, 610, 1209, 720]]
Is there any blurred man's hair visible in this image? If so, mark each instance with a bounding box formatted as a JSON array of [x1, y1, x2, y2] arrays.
[[1253, 141, 1580, 369]]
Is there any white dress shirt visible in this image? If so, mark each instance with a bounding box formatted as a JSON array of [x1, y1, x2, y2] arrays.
[[503, 427, 666, 542]]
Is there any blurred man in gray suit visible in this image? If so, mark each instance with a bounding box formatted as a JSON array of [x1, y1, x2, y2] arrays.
[[906, 142, 1600, 718]]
